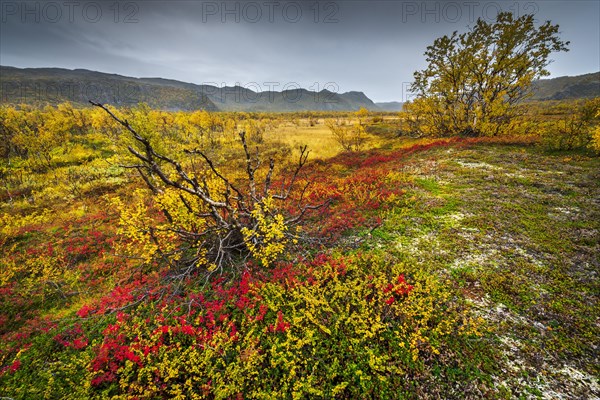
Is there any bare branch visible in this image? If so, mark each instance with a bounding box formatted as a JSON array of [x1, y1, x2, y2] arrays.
[[90, 100, 322, 277], [273, 145, 309, 200]]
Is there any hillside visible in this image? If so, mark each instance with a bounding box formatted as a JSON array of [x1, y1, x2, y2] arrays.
[[376, 73, 600, 110], [3, 66, 597, 112], [0, 66, 380, 112], [530, 72, 600, 100], [0, 66, 218, 111], [375, 101, 404, 111]]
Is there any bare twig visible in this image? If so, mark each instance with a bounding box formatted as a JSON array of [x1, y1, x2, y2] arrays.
[[89, 100, 327, 275]]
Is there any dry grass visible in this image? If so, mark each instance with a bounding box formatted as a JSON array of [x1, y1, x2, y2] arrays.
[[266, 120, 384, 160]]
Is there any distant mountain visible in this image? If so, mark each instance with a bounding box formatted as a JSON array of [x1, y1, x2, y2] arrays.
[[194, 87, 379, 112], [530, 72, 600, 101], [375, 101, 404, 111], [0, 66, 380, 112], [0, 66, 217, 111], [373, 73, 600, 108]]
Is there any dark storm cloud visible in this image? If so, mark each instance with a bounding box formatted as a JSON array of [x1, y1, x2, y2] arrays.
[[1, 0, 598, 102]]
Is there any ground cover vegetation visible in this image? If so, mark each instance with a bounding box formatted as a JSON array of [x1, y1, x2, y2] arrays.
[[1, 11, 599, 399]]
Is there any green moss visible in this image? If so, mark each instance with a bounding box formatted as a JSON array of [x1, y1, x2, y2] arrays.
[[373, 142, 600, 392]]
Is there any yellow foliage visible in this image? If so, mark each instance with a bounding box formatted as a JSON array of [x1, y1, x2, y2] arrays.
[[589, 109, 600, 154], [0, 208, 53, 236], [241, 196, 289, 267], [108, 190, 179, 264]]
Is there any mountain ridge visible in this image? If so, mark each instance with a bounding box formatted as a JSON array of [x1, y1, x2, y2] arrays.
[[375, 101, 404, 111], [0, 66, 380, 112], [529, 72, 599, 101], [1, 66, 598, 111]]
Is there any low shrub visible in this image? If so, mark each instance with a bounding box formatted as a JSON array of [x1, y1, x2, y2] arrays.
[[1, 252, 487, 399]]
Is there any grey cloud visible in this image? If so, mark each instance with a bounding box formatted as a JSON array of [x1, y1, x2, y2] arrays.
[[1, 0, 598, 102]]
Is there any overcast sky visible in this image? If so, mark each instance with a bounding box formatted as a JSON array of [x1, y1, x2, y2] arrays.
[[1, 0, 599, 102]]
